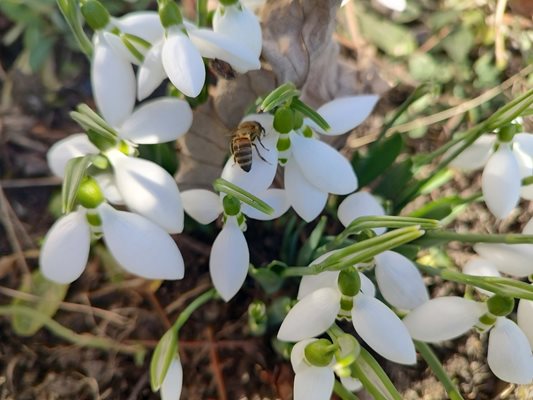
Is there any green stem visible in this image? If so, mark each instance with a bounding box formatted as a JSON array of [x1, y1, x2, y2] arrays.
[[196, 0, 208, 26], [418, 231, 533, 245], [333, 380, 360, 400], [282, 227, 423, 277], [57, 0, 93, 59], [415, 341, 464, 400], [346, 216, 441, 233], [0, 305, 145, 358], [172, 288, 218, 332], [213, 178, 274, 216]]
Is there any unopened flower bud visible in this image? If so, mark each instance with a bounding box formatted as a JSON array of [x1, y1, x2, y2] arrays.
[[274, 108, 294, 134], [223, 195, 241, 216], [304, 339, 336, 367], [487, 295, 515, 317], [338, 267, 361, 297], [80, 0, 110, 31], [77, 176, 104, 209], [248, 300, 267, 336]]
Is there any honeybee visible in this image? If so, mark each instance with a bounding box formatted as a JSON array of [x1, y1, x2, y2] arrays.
[[230, 121, 268, 172]]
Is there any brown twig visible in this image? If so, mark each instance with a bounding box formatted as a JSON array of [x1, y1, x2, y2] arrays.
[[207, 326, 228, 400], [0, 177, 62, 188], [494, 0, 509, 70], [144, 290, 172, 330], [164, 281, 212, 314]]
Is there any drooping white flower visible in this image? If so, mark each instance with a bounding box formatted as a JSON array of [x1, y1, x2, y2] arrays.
[[374, 251, 429, 310], [337, 191, 386, 234], [290, 339, 335, 400], [279, 256, 416, 365], [161, 358, 183, 400], [47, 134, 99, 178], [40, 203, 184, 284], [282, 96, 379, 221], [181, 188, 289, 301], [450, 133, 533, 219]]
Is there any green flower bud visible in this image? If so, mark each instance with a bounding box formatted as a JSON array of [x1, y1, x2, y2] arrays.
[[302, 126, 313, 138], [292, 111, 304, 130], [276, 137, 291, 152], [248, 300, 267, 336], [304, 339, 336, 367], [486, 295, 515, 317], [223, 195, 241, 216], [273, 107, 294, 134], [80, 0, 110, 31], [159, 1, 183, 28], [337, 267, 361, 297], [77, 176, 104, 209]]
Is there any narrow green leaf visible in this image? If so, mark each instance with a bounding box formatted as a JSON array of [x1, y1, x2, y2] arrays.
[[259, 83, 300, 113], [352, 133, 404, 187], [56, 0, 93, 59], [150, 328, 178, 391], [61, 155, 93, 214], [291, 98, 330, 131], [374, 159, 414, 202], [297, 216, 327, 265], [352, 347, 402, 400], [12, 271, 69, 336]]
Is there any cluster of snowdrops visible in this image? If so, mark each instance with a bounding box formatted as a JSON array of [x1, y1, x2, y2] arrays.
[[38, 0, 533, 399]]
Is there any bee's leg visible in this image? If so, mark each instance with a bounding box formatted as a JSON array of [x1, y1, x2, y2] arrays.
[[256, 136, 269, 151], [252, 143, 272, 164]]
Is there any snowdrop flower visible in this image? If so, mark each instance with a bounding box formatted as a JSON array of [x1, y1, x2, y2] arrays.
[[404, 296, 533, 384], [160, 358, 183, 400], [181, 188, 289, 301], [283, 95, 379, 221], [47, 98, 191, 233], [290, 339, 335, 400], [133, 5, 261, 100], [337, 191, 386, 234], [450, 132, 533, 218], [40, 179, 184, 284], [278, 252, 416, 365]]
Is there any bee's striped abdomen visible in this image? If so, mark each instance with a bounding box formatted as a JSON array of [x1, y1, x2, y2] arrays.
[[232, 137, 253, 172]]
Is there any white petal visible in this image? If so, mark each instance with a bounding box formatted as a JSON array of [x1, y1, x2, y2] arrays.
[[376, 0, 407, 12], [474, 243, 533, 277], [94, 173, 124, 205], [161, 358, 183, 400], [137, 41, 167, 101], [46, 134, 98, 178], [513, 146, 533, 179], [518, 296, 533, 350], [181, 189, 222, 224], [481, 144, 521, 219], [119, 97, 192, 144], [98, 203, 184, 280], [340, 377, 363, 392], [352, 295, 416, 364], [107, 150, 184, 234], [375, 251, 429, 310], [290, 132, 358, 195], [162, 29, 205, 98], [91, 32, 136, 127], [284, 157, 328, 222], [360, 273, 376, 297], [448, 135, 495, 171], [115, 11, 164, 44], [487, 318, 533, 384], [462, 256, 500, 296], [524, 217, 533, 234], [39, 210, 90, 284], [189, 28, 260, 73], [337, 191, 385, 234], [298, 272, 339, 300], [294, 366, 335, 400], [278, 287, 341, 342], [221, 128, 279, 196], [213, 5, 262, 57], [241, 189, 290, 220], [310, 96, 379, 136], [403, 296, 486, 342], [209, 218, 249, 301], [514, 133, 533, 158]]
